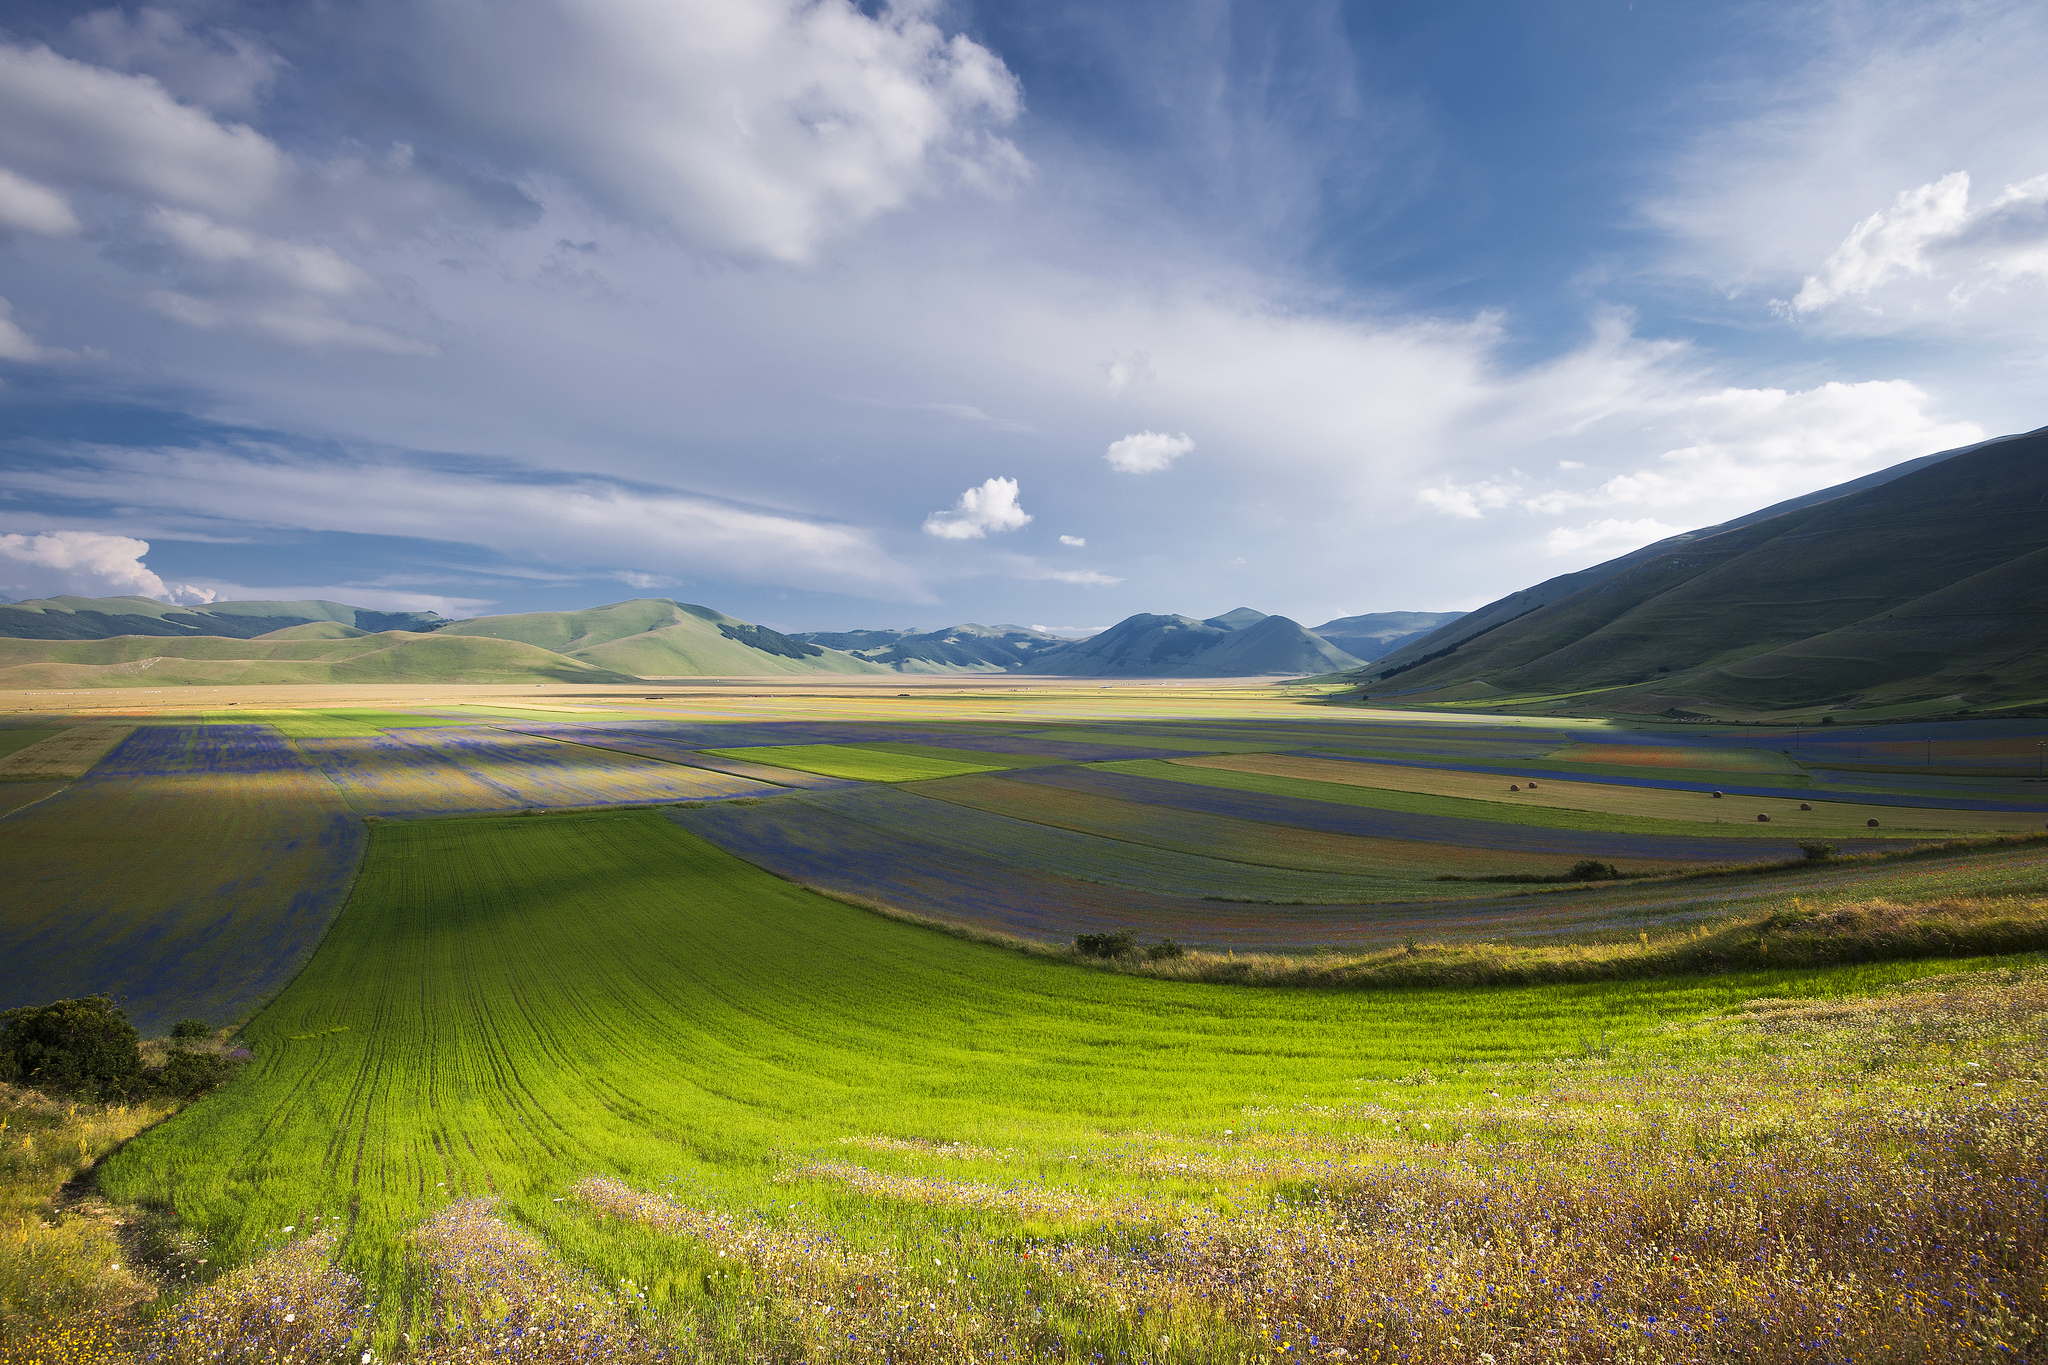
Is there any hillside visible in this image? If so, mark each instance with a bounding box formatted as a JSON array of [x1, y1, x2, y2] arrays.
[[791, 622, 1073, 672], [0, 632, 641, 688], [438, 598, 889, 676], [1352, 424, 2048, 717], [1310, 610, 1465, 661], [1033, 612, 1363, 676], [0, 595, 446, 639]]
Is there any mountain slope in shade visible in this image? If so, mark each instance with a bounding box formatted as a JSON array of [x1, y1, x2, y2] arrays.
[[790, 622, 1072, 673], [1310, 611, 1465, 662], [0, 632, 642, 688], [1202, 607, 1269, 630], [1033, 612, 1363, 676], [0, 595, 447, 640], [1354, 424, 2048, 715], [439, 599, 889, 676]]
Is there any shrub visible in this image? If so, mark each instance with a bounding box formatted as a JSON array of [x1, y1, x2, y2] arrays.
[[1568, 859, 1621, 881], [1800, 841, 1838, 862], [1074, 931, 1136, 958], [1145, 938, 1186, 961], [0, 996, 144, 1100], [155, 1049, 234, 1098], [168, 1019, 211, 1042]]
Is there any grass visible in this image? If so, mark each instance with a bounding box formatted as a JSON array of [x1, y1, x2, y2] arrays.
[[92, 810, 2045, 1359], [701, 743, 1010, 782], [0, 727, 136, 782]]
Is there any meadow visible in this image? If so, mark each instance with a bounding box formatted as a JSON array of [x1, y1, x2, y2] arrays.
[[89, 811, 2048, 1362], [1, 683, 2046, 1361]]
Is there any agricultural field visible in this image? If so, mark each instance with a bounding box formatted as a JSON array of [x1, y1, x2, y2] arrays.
[[78, 811, 2048, 1363], [1, 681, 2046, 1359]]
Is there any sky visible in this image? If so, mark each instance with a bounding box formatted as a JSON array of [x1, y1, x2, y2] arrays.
[[0, 0, 2042, 633]]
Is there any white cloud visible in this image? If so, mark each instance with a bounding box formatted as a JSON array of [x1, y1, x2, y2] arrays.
[[1104, 430, 1194, 474], [1557, 459, 1584, 470], [1036, 568, 1120, 585], [1781, 170, 2048, 321], [399, 0, 1026, 262], [7, 445, 926, 601], [67, 6, 286, 114], [923, 476, 1031, 539], [1543, 518, 1682, 558], [0, 166, 80, 235], [0, 41, 287, 214], [0, 297, 49, 362], [0, 529, 212, 602], [141, 291, 436, 355], [1058, 534, 1086, 546], [1416, 479, 1518, 519], [146, 208, 373, 296]]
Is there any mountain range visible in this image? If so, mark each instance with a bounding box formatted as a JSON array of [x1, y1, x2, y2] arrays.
[[1351, 424, 2048, 719]]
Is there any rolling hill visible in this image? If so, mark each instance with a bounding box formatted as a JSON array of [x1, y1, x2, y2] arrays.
[[1351, 424, 2048, 717], [0, 631, 642, 688], [791, 622, 1074, 672], [1032, 611, 1364, 676], [437, 598, 889, 676], [0, 595, 446, 639]]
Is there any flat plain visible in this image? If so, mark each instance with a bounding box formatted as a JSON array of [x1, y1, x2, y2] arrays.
[[3, 676, 2045, 1361]]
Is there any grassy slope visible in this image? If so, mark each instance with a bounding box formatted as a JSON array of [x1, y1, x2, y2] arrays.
[[440, 598, 889, 676], [0, 632, 642, 687], [98, 811, 1994, 1314]]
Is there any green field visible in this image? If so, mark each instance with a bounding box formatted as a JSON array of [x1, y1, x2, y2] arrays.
[[98, 810, 2034, 1357], [703, 743, 1011, 782]]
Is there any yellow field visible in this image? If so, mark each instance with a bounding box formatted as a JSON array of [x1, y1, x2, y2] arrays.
[[1175, 752, 2046, 835], [0, 725, 137, 780]]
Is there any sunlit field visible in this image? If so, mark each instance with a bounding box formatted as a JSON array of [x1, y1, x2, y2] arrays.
[[2, 678, 2045, 1361]]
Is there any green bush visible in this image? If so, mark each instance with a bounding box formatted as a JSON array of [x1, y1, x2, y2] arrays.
[[1074, 931, 1136, 958], [155, 1049, 234, 1098], [1568, 860, 1621, 881], [1145, 939, 1186, 961], [0, 997, 144, 1100], [1800, 842, 1838, 862], [168, 1019, 212, 1042]]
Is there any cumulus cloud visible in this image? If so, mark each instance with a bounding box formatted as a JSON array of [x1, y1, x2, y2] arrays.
[[922, 476, 1031, 539], [1104, 430, 1194, 474], [0, 529, 213, 602], [395, 0, 1027, 262], [1059, 534, 1086, 546], [1782, 170, 2048, 320], [6, 444, 926, 601]]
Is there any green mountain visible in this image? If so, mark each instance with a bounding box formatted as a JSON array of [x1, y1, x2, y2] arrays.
[[0, 632, 641, 689], [1033, 612, 1364, 677], [1352, 424, 2048, 717], [790, 622, 1073, 673], [0, 595, 446, 640], [1201, 607, 1269, 631], [439, 599, 889, 676], [1310, 610, 1465, 662]]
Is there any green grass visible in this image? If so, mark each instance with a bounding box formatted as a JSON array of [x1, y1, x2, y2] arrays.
[[98, 809, 2012, 1348], [701, 743, 1009, 782], [238, 709, 470, 737], [0, 727, 59, 759]]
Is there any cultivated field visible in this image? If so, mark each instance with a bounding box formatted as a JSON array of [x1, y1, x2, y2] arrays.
[[1, 679, 2045, 1360]]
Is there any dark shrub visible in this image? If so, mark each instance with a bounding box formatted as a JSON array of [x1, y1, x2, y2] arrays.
[[155, 1048, 234, 1097], [1074, 931, 1136, 958], [1800, 841, 1838, 862], [169, 1018, 212, 1041], [1568, 860, 1620, 881], [0, 996, 144, 1099], [1145, 938, 1186, 961]]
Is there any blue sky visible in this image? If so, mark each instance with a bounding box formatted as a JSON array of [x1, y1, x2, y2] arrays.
[[0, 0, 2041, 631]]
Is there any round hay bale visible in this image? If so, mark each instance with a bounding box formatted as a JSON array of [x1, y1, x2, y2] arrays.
[[1867, 818, 1880, 827], [1756, 813, 1770, 822]]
